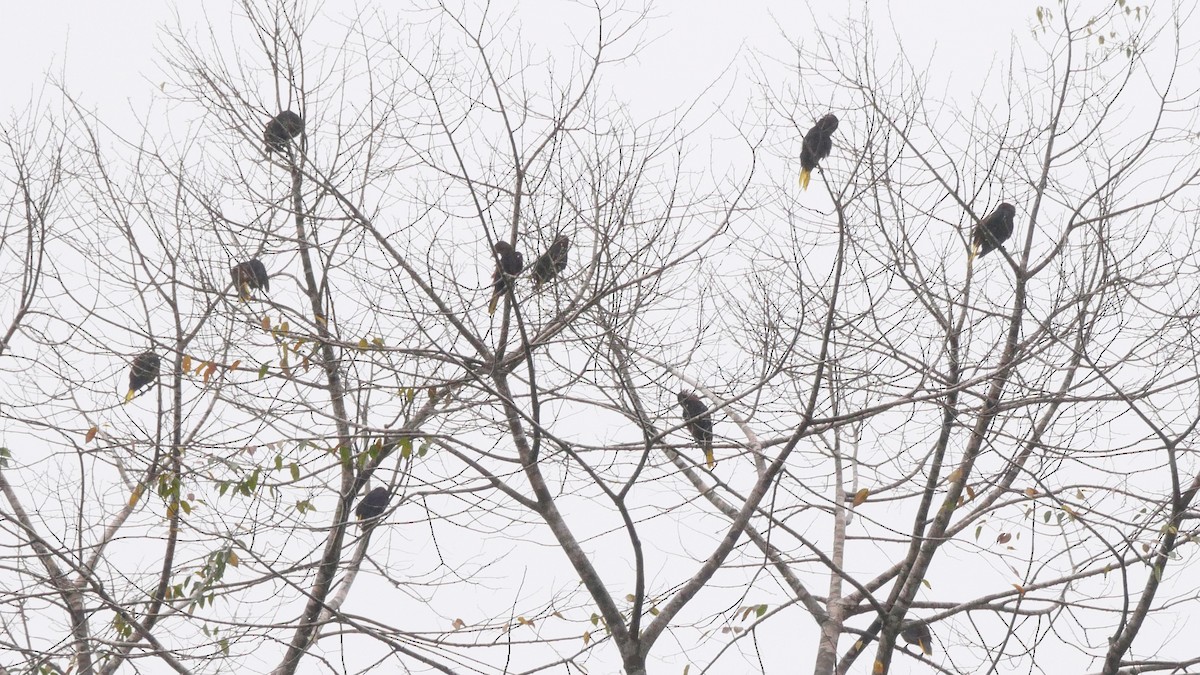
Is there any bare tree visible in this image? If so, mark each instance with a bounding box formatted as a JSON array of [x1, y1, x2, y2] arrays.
[[4, 1, 1200, 674]]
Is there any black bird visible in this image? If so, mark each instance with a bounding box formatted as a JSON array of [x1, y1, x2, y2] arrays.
[[488, 241, 525, 315], [531, 235, 571, 289], [230, 258, 270, 300], [900, 622, 933, 656], [677, 391, 714, 468], [264, 110, 304, 154], [970, 202, 1016, 261], [355, 486, 390, 529], [799, 113, 839, 191], [125, 351, 161, 403]]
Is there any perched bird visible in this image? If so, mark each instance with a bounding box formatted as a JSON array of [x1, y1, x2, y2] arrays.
[[900, 622, 933, 656], [531, 235, 571, 289], [970, 202, 1016, 261], [230, 258, 270, 300], [264, 110, 304, 154], [125, 351, 161, 403], [488, 241, 525, 315], [355, 486, 390, 529], [677, 391, 714, 468], [798, 113, 839, 190], [969, 199, 1017, 260]]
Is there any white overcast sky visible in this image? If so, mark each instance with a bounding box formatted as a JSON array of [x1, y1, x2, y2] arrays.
[[0, 1, 1040, 127]]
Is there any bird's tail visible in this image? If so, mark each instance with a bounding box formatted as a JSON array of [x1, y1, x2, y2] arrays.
[[705, 445, 715, 469], [488, 293, 500, 316], [239, 283, 250, 302], [124, 389, 135, 403], [968, 242, 979, 263], [917, 637, 932, 656], [799, 169, 812, 191]]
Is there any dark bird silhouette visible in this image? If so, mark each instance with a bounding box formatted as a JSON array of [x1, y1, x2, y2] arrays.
[[677, 391, 714, 468], [799, 113, 839, 190], [264, 110, 304, 154], [125, 351, 161, 403], [531, 235, 571, 289], [230, 258, 270, 300], [355, 486, 390, 529], [900, 622, 933, 656], [970, 202, 1016, 262], [488, 241, 525, 315]]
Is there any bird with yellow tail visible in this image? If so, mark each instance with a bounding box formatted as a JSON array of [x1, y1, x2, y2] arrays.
[[798, 113, 839, 190], [969, 203, 1016, 262], [125, 351, 161, 403], [488, 240, 524, 315], [900, 621, 934, 656]]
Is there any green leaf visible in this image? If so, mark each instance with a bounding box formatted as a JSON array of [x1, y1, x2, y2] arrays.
[[257, 362, 270, 380], [0, 447, 10, 468], [274, 454, 283, 471], [338, 445, 352, 466], [756, 604, 767, 617], [220, 638, 229, 655], [289, 462, 300, 482], [418, 439, 431, 457]]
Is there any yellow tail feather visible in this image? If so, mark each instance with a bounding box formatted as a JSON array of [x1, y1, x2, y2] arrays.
[[968, 243, 979, 263], [918, 638, 931, 656], [799, 169, 811, 190], [488, 294, 500, 316], [705, 448, 715, 469], [124, 390, 135, 403]]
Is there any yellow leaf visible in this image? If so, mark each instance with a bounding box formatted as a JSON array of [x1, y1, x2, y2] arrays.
[[625, 594, 636, 602], [1013, 583, 1026, 596], [194, 360, 207, 375], [853, 488, 869, 507], [166, 502, 178, 519], [965, 484, 976, 501], [85, 426, 99, 444], [583, 631, 591, 645], [1025, 487, 1038, 498], [873, 659, 885, 674], [371, 337, 384, 347], [552, 611, 564, 620], [182, 354, 193, 372], [921, 578, 931, 589], [228, 551, 239, 567], [129, 485, 144, 507], [946, 468, 963, 484], [229, 360, 241, 372], [261, 316, 271, 331], [1063, 505, 1079, 520]]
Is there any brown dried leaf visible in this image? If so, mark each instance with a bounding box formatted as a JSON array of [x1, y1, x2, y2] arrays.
[[85, 426, 98, 444], [853, 488, 869, 507]]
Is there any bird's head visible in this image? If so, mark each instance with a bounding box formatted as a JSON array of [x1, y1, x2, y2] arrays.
[[819, 114, 839, 132]]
